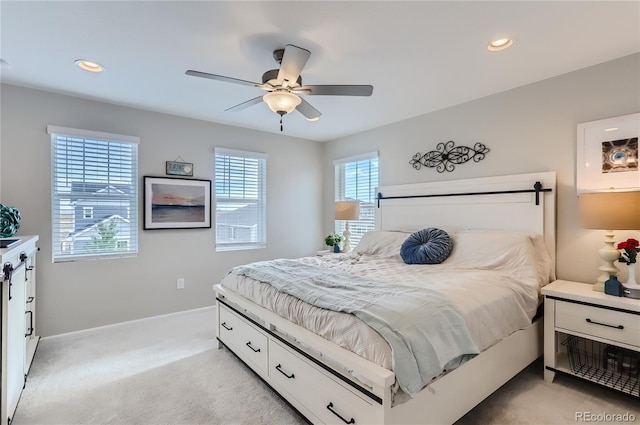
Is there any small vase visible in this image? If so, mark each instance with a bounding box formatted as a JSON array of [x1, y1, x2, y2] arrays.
[[626, 262, 637, 286], [333, 244, 340, 253]]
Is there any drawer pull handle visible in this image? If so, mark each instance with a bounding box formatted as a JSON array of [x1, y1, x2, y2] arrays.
[[585, 318, 623, 330], [25, 310, 34, 337], [246, 341, 261, 353], [275, 364, 295, 379], [326, 402, 355, 424], [221, 322, 233, 331]]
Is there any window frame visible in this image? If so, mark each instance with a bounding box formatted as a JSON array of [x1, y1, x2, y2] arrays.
[[334, 152, 379, 248], [48, 125, 139, 262], [214, 147, 268, 252]]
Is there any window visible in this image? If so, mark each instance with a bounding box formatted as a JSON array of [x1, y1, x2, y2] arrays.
[[82, 207, 93, 219], [214, 148, 267, 251], [48, 126, 139, 262], [334, 152, 379, 247]]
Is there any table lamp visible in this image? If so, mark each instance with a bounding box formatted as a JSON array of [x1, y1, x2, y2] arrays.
[[579, 191, 640, 291], [335, 201, 360, 253]]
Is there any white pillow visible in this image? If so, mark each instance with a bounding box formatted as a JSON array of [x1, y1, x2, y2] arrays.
[[353, 230, 411, 256], [446, 229, 553, 287]]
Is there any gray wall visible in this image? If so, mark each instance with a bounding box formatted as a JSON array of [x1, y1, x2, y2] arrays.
[[1, 84, 323, 336], [2, 53, 639, 336], [323, 53, 640, 284]]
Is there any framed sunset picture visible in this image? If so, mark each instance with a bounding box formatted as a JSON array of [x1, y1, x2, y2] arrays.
[[143, 176, 211, 229]]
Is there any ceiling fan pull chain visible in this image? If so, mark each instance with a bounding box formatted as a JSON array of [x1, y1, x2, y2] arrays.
[[280, 115, 284, 132]]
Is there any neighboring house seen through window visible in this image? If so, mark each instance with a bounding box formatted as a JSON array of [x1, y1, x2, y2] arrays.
[[334, 152, 379, 248], [214, 148, 267, 251], [48, 126, 139, 262]]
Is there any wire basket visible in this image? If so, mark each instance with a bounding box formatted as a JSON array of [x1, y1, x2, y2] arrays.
[[562, 335, 639, 397]]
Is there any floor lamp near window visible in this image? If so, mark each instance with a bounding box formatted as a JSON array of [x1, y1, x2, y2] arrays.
[[579, 191, 640, 291], [335, 201, 360, 253]]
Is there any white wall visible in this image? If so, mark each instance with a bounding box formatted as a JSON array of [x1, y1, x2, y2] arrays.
[[0, 84, 324, 336], [323, 53, 640, 284]]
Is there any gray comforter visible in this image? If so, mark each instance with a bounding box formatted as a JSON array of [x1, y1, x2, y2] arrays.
[[230, 258, 479, 395]]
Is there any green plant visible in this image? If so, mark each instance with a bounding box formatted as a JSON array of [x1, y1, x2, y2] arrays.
[[324, 233, 344, 247], [86, 218, 120, 252]]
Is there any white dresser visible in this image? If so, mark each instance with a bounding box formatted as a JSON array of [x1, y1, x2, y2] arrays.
[[1, 235, 39, 424]]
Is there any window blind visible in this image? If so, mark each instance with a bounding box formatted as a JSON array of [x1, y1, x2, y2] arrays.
[[48, 126, 139, 262], [214, 148, 267, 251], [334, 152, 379, 247]]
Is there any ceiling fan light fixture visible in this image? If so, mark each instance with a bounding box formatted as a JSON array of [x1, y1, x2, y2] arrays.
[[263, 91, 301, 115], [487, 38, 513, 51]]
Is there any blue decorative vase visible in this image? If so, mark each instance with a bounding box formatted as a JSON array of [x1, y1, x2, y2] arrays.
[[333, 244, 340, 253], [0, 204, 21, 238], [604, 275, 623, 297]]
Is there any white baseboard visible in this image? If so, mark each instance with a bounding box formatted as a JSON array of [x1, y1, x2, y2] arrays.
[[43, 305, 216, 340]]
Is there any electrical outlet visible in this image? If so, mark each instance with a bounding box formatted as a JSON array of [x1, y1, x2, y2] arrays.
[[177, 278, 185, 290]]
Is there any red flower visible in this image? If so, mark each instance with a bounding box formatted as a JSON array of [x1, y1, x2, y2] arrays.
[[618, 238, 639, 264]]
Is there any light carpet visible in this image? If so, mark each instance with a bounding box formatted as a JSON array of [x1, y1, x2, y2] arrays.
[[12, 307, 639, 425]]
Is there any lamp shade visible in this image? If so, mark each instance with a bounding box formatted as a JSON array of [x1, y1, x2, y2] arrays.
[[335, 201, 360, 221], [263, 91, 301, 114], [579, 191, 640, 230]]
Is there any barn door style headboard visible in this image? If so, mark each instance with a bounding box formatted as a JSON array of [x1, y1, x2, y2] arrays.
[[375, 172, 557, 266]]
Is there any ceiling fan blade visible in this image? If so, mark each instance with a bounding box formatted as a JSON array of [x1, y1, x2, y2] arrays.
[[296, 98, 322, 120], [225, 96, 264, 112], [185, 70, 260, 88], [276, 44, 311, 84], [295, 85, 373, 96]]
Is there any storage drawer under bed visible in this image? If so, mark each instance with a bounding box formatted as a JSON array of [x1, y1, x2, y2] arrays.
[[269, 338, 381, 425], [218, 304, 269, 375]]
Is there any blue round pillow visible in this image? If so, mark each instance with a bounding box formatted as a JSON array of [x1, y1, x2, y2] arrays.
[[400, 228, 453, 264]]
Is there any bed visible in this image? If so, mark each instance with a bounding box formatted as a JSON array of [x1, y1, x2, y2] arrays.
[[214, 171, 556, 424]]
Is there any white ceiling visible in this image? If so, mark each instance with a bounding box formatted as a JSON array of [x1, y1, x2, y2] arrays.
[[1, 1, 639, 142]]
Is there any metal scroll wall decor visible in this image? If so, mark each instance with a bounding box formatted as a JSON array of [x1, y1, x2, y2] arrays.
[[410, 140, 490, 173]]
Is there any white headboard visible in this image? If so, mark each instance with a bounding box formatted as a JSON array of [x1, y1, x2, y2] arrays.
[[375, 172, 556, 265]]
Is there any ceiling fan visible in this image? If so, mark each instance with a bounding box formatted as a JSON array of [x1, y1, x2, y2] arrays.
[[185, 44, 374, 131]]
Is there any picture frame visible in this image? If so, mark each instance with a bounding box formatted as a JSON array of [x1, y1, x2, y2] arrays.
[[143, 176, 211, 229], [576, 112, 639, 194], [166, 160, 194, 176]]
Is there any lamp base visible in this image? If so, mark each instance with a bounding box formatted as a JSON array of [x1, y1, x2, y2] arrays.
[[593, 229, 620, 292], [343, 221, 352, 253]]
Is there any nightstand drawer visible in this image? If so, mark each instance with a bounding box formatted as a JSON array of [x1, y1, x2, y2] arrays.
[[555, 300, 639, 348]]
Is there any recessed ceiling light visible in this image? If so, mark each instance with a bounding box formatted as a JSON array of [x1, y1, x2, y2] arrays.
[[74, 59, 104, 73], [306, 117, 320, 122], [488, 38, 513, 52]]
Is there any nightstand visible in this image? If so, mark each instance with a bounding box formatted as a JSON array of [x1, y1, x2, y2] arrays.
[[542, 280, 640, 397]]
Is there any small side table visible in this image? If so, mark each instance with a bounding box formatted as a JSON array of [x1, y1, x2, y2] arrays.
[[542, 279, 639, 397]]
